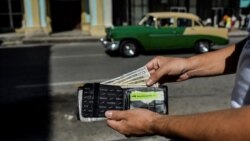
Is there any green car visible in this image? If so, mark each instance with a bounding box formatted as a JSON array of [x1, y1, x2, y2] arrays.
[[100, 12, 229, 57]]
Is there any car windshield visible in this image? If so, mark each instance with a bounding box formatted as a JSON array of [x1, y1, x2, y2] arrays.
[[199, 19, 205, 26], [139, 15, 155, 27]]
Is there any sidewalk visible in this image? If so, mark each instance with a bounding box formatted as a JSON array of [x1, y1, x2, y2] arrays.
[[0, 30, 101, 46], [228, 29, 248, 37], [0, 29, 248, 46], [23, 30, 101, 44]]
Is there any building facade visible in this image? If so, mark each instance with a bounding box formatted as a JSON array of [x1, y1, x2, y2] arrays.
[[0, 0, 249, 36], [0, 0, 113, 36], [113, 0, 240, 27]]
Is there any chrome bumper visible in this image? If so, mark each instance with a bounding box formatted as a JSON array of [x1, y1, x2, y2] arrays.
[[100, 38, 120, 51]]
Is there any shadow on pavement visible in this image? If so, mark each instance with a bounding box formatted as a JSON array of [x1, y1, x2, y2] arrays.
[[0, 45, 51, 141]]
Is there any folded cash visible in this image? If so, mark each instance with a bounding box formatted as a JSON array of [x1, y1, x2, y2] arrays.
[[101, 66, 158, 88]]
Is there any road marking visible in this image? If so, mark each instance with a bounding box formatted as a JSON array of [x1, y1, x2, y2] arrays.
[[52, 54, 105, 59], [15, 79, 107, 89]]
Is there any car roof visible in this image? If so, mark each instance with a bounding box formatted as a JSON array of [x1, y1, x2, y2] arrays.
[[147, 12, 200, 20]]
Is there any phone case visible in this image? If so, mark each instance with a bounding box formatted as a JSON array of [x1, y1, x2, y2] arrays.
[[76, 83, 168, 122]]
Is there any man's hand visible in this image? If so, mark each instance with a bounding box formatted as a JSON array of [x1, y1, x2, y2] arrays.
[[146, 56, 190, 86], [146, 44, 241, 86], [105, 109, 161, 137]]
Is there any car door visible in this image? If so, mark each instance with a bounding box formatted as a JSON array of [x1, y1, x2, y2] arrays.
[[148, 17, 178, 50], [175, 17, 196, 49]]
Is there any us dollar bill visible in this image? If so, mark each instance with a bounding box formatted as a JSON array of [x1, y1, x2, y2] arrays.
[[101, 66, 147, 84], [111, 83, 159, 88], [101, 66, 158, 88], [101, 66, 149, 85], [119, 74, 149, 84], [110, 70, 149, 85]]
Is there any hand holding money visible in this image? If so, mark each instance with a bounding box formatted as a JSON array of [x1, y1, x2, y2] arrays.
[[145, 56, 190, 85]]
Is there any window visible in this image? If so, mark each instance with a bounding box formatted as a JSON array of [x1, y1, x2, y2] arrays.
[[0, 0, 23, 32], [199, 19, 205, 26], [177, 18, 192, 27], [141, 16, 155, 27], [158, 18, 175, 27], [194, 21, 200, 26], [170, 7, 187, 12]]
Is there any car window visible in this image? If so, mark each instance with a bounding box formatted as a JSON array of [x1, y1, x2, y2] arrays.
[[142, 16, 155, 27], [194, 21, 201, 26], [158, 18, 175, 27], [177, 18, 192, 27], [199, 19, 205, 26]]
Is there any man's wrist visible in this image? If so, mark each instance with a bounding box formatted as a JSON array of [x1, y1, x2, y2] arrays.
[[150, 115, 170, 136], [186, 55, 200, 72]]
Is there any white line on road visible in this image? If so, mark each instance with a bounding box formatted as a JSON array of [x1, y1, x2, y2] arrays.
[[52, 54, 106, 59], [15, 79, 108, 89]]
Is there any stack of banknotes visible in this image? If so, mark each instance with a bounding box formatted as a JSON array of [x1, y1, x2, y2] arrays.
[[101, 66, 158, 88]]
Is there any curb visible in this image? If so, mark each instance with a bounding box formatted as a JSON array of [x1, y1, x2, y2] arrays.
[[22, 37, 100, 44], [228, 30, 248, 37], [1, 36, 101, 46], [229, 34, 248, 37]]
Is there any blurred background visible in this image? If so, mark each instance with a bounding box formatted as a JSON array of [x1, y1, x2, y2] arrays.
[[0, 0, 250, 36], [0, 0, 249, 141]]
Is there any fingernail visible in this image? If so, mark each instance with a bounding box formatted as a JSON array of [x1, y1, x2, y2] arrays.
[[105, 111, 112, 118], [146, 79, 153, 86]]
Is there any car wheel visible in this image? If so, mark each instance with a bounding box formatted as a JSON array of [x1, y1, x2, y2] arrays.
[[194, 41, 211, 53], [120, 40, 139, 57]]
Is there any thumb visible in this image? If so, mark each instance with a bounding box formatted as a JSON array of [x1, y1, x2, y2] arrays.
[[177, 73, 189, 81], [105, 110, 126, 120], [146, 67, 166, 86]]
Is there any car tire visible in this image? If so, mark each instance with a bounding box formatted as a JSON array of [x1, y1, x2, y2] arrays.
[[119, 40, 139, 57], [194, 40, 211, 53]]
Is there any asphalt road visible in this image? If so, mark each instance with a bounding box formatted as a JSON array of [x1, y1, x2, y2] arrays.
[[0, 36, 246, 141], [46, 36, 245, 95]]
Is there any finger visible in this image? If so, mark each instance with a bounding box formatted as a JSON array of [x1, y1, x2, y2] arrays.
[[145, 60, 155, 71], [146, 72, 161, 86], [177, 73, 189, 81], [106, 119, 123, 131], [146, 66, 168, 86], [146, 57, 160, 71], [105, 110, 126, 120], [153, 61, 160, 70], [148, 69, 156, 75], [106, 120, 129, 135]]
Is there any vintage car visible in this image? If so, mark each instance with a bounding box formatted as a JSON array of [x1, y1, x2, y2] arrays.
[[100, 12, 229, 57]]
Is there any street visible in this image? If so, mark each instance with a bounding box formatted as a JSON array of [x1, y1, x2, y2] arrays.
[[44, 36, 245, 95], [0, 36, 246, 141]]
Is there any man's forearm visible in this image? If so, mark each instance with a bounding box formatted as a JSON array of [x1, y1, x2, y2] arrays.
[[152, 106, 250, 141], [186, 37, 247, 77], [185, 43, 241, 77]]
